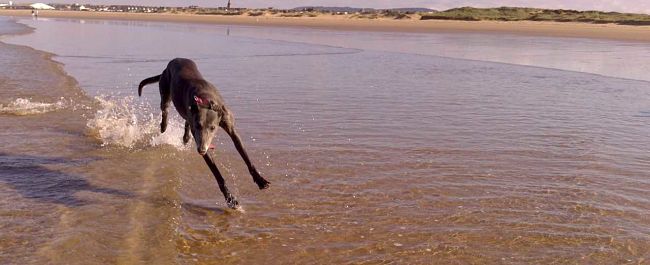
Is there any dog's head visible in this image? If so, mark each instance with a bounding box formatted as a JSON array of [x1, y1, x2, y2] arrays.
[[190, 95, 222, 155]]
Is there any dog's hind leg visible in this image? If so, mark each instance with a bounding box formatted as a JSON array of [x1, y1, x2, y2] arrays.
[[158, 71, 172, 133], [183, 121, 191, 144], [202, 153, 239, 209], [220, 107, 270, 190]]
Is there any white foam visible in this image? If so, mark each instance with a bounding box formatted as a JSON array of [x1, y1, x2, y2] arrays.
[[85, 95, 189, 150], [150, 118, 188, 149], [0, 97, 65, 115]]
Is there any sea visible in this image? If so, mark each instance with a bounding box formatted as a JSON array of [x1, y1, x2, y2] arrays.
[[1, 16, 650, 264]]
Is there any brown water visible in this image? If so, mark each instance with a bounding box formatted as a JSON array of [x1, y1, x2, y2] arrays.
[[1, 17, 650, 264]]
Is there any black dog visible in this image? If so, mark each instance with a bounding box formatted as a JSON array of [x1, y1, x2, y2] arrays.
[[139, 58, 269, 208]]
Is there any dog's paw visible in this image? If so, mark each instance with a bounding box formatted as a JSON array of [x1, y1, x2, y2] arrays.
[[256, 177, 270, 190], [251, 169, 270, 190], [160, 122, 167, 133], [226, 196, 239, 209]]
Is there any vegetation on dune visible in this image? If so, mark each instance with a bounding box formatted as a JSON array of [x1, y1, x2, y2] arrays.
[[246, 11, 264, 16], [279, 13, 304, 17], [351, 13, 378, 19], [43, 4, 649, 26], [382, 10, 412, 20], [420, 7, 650, 25], [277, 12, 318, 17], [196, 9, 243, 16], [191, 6, 650, 25]]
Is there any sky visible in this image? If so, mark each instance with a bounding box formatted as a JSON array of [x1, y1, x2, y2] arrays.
[[14, 1, 650, 14]]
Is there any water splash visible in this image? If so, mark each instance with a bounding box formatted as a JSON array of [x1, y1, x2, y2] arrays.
[[85, 95, 189, 150], [150, 118, 188, 149], [0, 97, 65, 115]]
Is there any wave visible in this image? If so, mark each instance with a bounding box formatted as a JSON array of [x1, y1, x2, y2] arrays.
[[85, 95, 189, 150], [0, 98, 66, 115]]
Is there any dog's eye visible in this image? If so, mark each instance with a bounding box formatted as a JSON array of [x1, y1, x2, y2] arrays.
[[210, 126, 216, 131]]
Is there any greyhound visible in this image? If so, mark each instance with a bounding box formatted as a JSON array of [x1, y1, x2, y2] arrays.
[[138, 58, 269, 209]]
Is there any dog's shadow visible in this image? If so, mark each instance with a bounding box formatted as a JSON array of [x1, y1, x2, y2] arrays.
[[0, 152, 132, 207]]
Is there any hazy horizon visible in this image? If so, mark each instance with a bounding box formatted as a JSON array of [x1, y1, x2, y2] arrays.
[[9, 1, 650, 14]]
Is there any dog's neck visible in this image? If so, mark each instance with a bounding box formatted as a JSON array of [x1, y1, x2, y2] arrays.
[[194, 95, 209, 106]]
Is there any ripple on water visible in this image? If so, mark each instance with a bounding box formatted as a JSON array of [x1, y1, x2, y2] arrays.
[[0, 98, 66, 116]]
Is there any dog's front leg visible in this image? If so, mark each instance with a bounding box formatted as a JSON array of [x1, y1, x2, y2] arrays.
[[183, 121, 191, 144], [202, 153, 239, 209], [220, 109, 270, 190], [160, 109, 168, 133]]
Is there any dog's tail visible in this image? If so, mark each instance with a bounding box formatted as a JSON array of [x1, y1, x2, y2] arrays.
[[138, 75, 161, 96]]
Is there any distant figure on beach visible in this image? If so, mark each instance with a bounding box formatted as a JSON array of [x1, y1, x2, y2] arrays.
[[31, 10, 35, 17]]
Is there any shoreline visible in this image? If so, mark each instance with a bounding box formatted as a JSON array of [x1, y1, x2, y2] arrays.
[[0, 17, 90, 109], [1, 10, 650, 42]]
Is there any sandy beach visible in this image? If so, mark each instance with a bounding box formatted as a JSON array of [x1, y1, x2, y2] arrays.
[[1, 9, 650, 42]]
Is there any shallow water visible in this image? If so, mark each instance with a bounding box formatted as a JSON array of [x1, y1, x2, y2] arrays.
[[1, 16, 650, 264]]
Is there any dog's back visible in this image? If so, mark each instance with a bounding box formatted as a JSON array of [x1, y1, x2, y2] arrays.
[[165, 58, 203, 82], [162, 59, 223, 120]]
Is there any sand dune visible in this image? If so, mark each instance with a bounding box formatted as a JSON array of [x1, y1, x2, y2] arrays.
[[1, 9, 650, 42]]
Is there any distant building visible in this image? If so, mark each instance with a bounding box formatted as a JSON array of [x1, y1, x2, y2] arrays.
[[30, 3, 55, 10], [70, 4, 90, 11], [97, 5, 162, 13]]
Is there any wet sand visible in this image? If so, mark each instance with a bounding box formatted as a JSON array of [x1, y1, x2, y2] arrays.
[[1, 9, 650, 42]]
